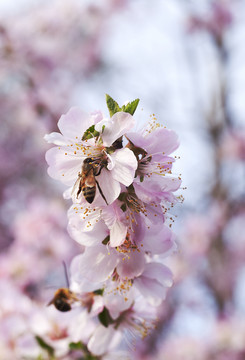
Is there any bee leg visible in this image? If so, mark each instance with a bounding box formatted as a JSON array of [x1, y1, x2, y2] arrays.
[[94, 166, 103, 177], [62, 261, 70, 288], [95, 179, 108, 205], [47, 298, 54, 307]]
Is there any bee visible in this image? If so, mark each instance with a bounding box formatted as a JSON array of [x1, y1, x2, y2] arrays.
[[72, 157, 108, 205], [47, 288, 78, 312], [48, 261, 77, 312]]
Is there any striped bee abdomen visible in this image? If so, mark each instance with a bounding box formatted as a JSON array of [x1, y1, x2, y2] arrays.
[[82, 185, 96, 204]]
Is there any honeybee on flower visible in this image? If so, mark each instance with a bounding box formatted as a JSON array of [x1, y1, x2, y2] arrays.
[[45, 95, 139, 205]]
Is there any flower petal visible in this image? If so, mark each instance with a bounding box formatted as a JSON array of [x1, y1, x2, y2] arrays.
[[143, 224, 177, 255], [44, 132, 68, 146], [68, 218, 108, 247], [68, 311, 96, 343], [70, 255, 104, 293], [134, 276, 166, 306], [99, 112, 135, 146], [110, 220, 127, 247], [110, 148, 137, 186], [145, 128, 179, 156], [68, 204, 102, 233], [104, 286, 133, 319], [127, 128, 179, 156], [63, 186, 73, 199], [117, 250, 145, 279], [102, 203, 127, 247], [45, 147, 82, 186], [90, 110, 103, 125], [160, 176, 182, 192], [134, 262, 173, 306], [96, 169, 121, 205], [88, 325, 117, 356], [58, 107, 92, 140], [76, 246, 119, 283], [142, 262, 173, 287]]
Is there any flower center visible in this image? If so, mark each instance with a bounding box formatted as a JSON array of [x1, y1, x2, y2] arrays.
[[73, 139, 106, 160]]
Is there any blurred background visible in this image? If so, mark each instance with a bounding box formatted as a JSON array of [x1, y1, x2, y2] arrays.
[[0, 0, 245, 359]]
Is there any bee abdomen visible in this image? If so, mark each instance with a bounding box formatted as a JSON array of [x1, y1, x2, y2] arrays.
[[55, 299, 71, 312], [83, 186, 96, 204]]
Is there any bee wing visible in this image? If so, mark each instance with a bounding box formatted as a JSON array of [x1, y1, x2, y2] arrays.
[[71, 175, 83, 200]]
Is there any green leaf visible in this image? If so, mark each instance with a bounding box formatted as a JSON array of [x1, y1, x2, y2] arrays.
[[120, 203, 127, 212], [118, 192, 126, 202], [93, 288, 104, 296], [69, 341, 85, 351], [127, 184, 135, 194], [106, 94, 140, 117], [121, 98, 140, 115], [105, 94, 121, 117], [36, 355, 44, 360], [98, 307, 114, 328], [85, 355, 99, 360], [35, 336, 54, 357], [102, 235, 110, 245], [69, 342, 100, 360], [82, 125, 100, 140]]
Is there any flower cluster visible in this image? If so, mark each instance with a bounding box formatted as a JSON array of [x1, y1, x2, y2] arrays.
[[45, 95, 181, 357]]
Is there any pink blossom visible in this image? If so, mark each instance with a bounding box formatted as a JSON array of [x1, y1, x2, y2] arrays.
[[68, 200, 129, 247], [127, 125, 179, 179], [134, 262, 173, 306], [88, 297, 157, 356], [70, 255, 134, 319], [45, 107, 137, 205], [70, 242, 145, 284], [67, 203, 108, 247]]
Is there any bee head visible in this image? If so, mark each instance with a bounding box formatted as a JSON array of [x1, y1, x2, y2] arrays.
[[84, 157, 93, 164]]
